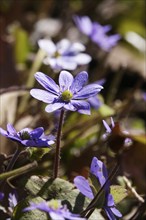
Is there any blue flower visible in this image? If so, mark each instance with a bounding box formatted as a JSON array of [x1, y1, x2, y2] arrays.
[[0, 192, 4, 201], [74, 157, 122, 220], [38, 38, 91, 71], [73, 15, 120, 51], [0, 124, 55, 148], [30, 71, 103, 115], [24, 199, 86, 220]]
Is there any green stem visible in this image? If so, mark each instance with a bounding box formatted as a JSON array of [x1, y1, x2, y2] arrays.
[[81, 163, 119, 218], [18, 49, 46, 114], [0, 161, 38, 181], [53, 109, 65, 179]]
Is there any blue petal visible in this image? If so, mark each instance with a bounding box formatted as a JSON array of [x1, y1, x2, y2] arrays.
[[35, 72, 59, 95], [0, 127, 8, 136], [30, 127, 44, 139], [71, 100, 90, 115], [110, 207, 122, 217], [107, 194, 115, 207], [104, 207, 117, 220], [7, 124, 17, 135], [45, 102, 64, 113], [74, 84, 103, 99], [30, 89, 57, 103], [74, 176, 94, 199], [90, 157, 108, 187], [64, 103, 76, 111], [59, 70, 74, 91], [102, 120, 112, 133], [70, 71, 88, 94]]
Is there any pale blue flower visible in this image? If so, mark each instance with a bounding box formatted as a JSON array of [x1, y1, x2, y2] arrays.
[[30, 71, 103, 115], [38, 38, 91, 71]]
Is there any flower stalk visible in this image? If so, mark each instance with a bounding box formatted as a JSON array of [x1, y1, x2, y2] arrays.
[[53, 109, 65, 179]]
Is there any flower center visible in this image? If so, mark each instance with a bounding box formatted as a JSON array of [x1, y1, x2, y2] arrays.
[[48, 199, 60, 210], [61, 90, 73, 102], [54, 51, 61, 58], [20, 131, 30, 140]]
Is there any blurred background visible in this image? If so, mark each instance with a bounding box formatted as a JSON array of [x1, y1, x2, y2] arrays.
[[0, 0, 146, 219]]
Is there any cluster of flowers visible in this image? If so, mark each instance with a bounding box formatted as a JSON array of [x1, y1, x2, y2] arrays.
[[0, 14, 122, 220]]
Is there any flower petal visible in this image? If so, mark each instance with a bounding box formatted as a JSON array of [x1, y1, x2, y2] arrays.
[[73, 16, 93, 36], [45, 102, 64, 113], [59, 70, 74, 91], [0, 127, 8, 136], [56, 39, 71, 54], [70, 71, 88, 94], [74, 53, 91, 65], [7, 124, 17, 135], [64, 102, 76, 111], [74, 176, 94, 199], [110, 207, 122, 217], [102, 120, 112, 133], [35, 72, 59, 95], [30, 127, 44, 139], [56, 57, 77, 70], [71, 100, 90, 115], [38, 39, 56, 55], [30, 89, 57, 103], [74, 84, 103, 99]]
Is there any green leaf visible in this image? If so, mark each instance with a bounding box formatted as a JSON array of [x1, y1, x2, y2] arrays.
[[13, 25, 30, 64], [98, 104, 115, 117], [110, 185, 127, 204], [20, 176, 104, 220]]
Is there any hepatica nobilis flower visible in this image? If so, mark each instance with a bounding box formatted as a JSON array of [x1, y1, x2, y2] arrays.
[[30, 71, 103, 115], [0, 124, 55, 148], [74, 157, 122, 220], [38, 38, 91, 71], [24, 199, 86, 220], [73, 15, 120, 51]]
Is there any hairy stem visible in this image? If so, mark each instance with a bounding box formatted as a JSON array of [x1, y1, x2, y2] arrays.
[[53, 109, 65, 179]]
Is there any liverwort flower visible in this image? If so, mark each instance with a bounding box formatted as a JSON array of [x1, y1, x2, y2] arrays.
[[38, 38, 91, 71], [8, 192, 18, 214], [24, 199, 86, 220], [0, 124, 55, 148], [30, 71, 103, 115], [73, 15, 120, 51], [74, 157, 122, 220]]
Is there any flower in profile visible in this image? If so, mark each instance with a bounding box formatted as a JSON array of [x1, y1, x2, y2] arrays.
[[73, 15, 120, 51], [30, 71, 103, 115], [0, 124, 55, 148], [8, 192, 18, 214], [74, 157, 122, 220], [24, 199, 86, 220], [38, 38, 91, 71]]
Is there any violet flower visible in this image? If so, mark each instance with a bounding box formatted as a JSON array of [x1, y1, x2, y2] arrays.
[[30, 71, 103, 115], [24, 199, 86, 220], [74, 157, 122, 220], [8, 192, 18, 214], [38, 38, 91, 71], [0, 192, 4, 201], [0, 124, 55, 148], [73, 15, 120, 51]]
